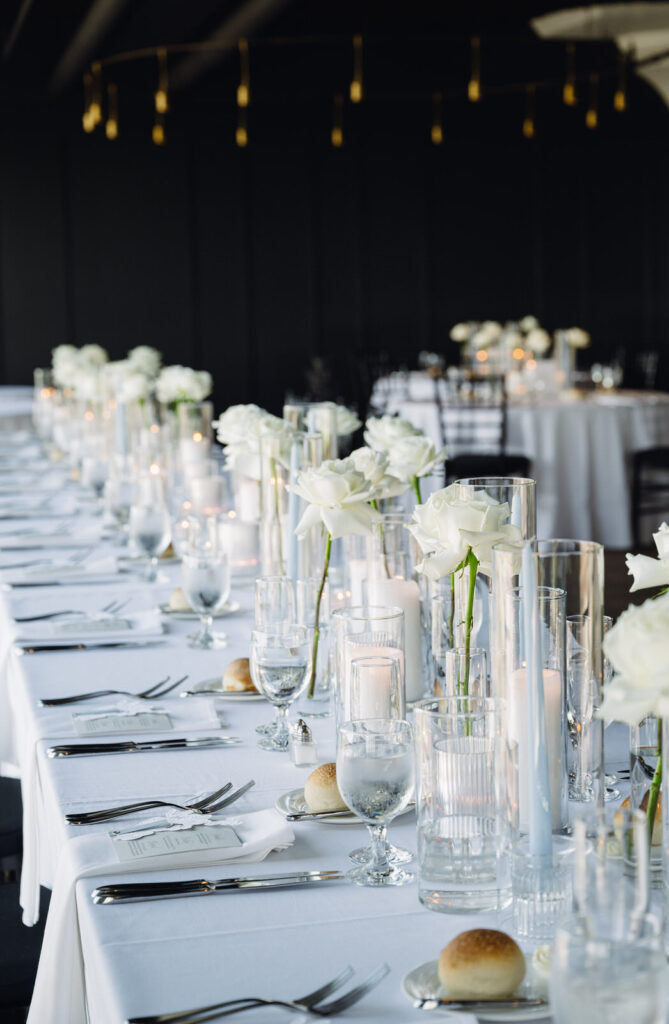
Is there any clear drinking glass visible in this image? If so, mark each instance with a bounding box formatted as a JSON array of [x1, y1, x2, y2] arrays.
[[104, 473, 133, 543], [440, 647, 488, 698], [254, 576, 297, 735], [250, 625, 310, 751], [128, 476, 171, 581], [181, 522, 230, 649], [336, 718, 415, 887], [550, 913, 666, 1024]]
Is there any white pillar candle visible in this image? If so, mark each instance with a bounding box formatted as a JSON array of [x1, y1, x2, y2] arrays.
[[348, 558, 368, 606], [367, 577, 423, 702], [179, 436, 210, 465], [218, 517, 260, 576], [341, 639, 405, 723], [190, 477, 224, 515], [235, 474, 261, 523], [508, 667, 563, 832]]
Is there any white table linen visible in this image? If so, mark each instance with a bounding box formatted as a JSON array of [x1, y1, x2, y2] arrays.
[[372, 379, 669, 547], [0, 419, 633, 1024]]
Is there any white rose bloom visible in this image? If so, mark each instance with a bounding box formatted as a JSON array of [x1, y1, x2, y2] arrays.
[[74, 370, 105, 403], [349, 447, 408, 499], [600, 591, 669, 724], [450, 323, 471, 342], [215, 404, 266, 446], [79, 344, 109, 367], [386, 435, 447, 483], [470, 322, 501, 350], [408, 483, 522, 579], [216, 404, 293, 481], [156, 365, 212, 404], [335, 405, 362, 437], [127, 346, 162, 377], [53, 357, 79, 388], [565, 327, 590, 349], [626, 522, 669, 592], [291, 458, 381, 539], [364, 414, 421, 452], [525, 328, 551, 356], [502, 330, 524, 350], [519, 315, 539, 332], [52, 344, 78, 368], [120, 372, 152, 403]]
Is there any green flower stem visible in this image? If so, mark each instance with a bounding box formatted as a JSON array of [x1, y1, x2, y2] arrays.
[[269, 455, 285, 576], [647, 719, 662, 844], [448, 572, 455, 649], [411, 475, 422, 504], [371, 498, 390, 578], [459, 548, 479, 699], [308, 531, 331, 699]]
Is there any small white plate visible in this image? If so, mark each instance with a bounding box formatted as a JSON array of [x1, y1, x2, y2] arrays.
[[159, 600, 241, 620], [189, 677, 265, 701], [402, 960, 549, 1021], [275, 789, 415, 826]]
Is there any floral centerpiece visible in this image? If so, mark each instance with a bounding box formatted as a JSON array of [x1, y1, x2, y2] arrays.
[[363, 415, 446, 503], [155, 365, 212, 409]]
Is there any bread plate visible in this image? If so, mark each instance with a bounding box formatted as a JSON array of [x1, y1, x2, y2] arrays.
[[188, 676, 266, 701], [402, 959, 548, 1021], [158, 600, 240, 620], [276, 788, 415, 826]]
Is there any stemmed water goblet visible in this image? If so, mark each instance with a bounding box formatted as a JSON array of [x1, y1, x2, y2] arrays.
[[253, 576, 296, 737], [181, 516, 230, 649], [128, 475, 171, 582], [249, 625, 310, 751], [336, 718, 415, 887]]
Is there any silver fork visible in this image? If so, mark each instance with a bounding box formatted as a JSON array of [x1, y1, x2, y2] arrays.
[[126, 964, 389, 1024], [39, 672, 187, 706], [65, 781, 236, 825], [15, 597, 130, 623], [96, 780, 256, 828]]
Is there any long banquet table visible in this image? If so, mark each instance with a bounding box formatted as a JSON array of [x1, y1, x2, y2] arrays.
[[0, 420, 630, 1024], [372, 373, 669, 548]]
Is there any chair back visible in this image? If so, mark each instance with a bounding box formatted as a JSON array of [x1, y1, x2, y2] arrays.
[[437, 375, 507, 457]]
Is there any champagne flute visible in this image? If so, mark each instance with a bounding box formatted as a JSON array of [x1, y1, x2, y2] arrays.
[[128, 475, 171, 582], [336, 719, 415, 887], [181, 517, 230, 649], [250, 625, 310, 751]]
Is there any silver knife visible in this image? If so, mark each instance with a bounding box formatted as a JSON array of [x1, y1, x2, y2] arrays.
[[14, 641, 164, 654], [283, 810, 353, 821], [415, 997, 548, 1011], [47, 737, 242, 757], [91, 869, 343, 904]]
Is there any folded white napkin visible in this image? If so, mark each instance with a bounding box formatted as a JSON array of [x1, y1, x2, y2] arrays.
[[0, 556, 119, 585], [0, 530, 99, 550], [13, 608, 164, 646], [26, 810, 294, 1024], [4, 654, 225, 927]]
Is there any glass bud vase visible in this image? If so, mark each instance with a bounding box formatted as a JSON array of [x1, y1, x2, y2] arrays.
[[632, 715, 662, 885], [662, 717, 669, 953]]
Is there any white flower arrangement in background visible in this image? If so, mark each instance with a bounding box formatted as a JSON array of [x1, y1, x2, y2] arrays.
[[626, 523, 669, 593], [127, 345, 162, 377], [519, 314, 539, 332], [155, 365, 212, 407], [215, 403, 293, 481], [449, 322, 471, 342], [565, 327, 591, 349], [525, 328, 552, 356], [51, 344, 110, 389], [364, 414, 421, 451]]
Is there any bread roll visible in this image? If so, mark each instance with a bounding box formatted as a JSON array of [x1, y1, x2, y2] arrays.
[[160, 542, 175, 559], [438, 929, 525, 999], [168, 587, 191, 612], [304, 763, 348, 813], [620, 793, 662, 845], [223, 657, 257, 693]]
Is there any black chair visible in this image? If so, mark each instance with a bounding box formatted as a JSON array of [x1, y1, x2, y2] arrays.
[[632, 447, 669, 549], [0, 884, 50, 1021], [0, 778, 22, 858], [436, 376, 531, 484]]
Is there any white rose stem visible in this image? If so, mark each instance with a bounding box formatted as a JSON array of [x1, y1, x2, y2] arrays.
[[307, 530, 331, 699], [521, 543, 553, 858], [367, 577, 421, 702], [287, 441, 299, 581], [631, 810, 649, 939], [114, 374, 127, 456]]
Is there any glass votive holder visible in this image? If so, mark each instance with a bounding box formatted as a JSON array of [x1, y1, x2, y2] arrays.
[[349, 655, 405, 721], [511, 835, 575, 944], [296, 577, 331, 704]]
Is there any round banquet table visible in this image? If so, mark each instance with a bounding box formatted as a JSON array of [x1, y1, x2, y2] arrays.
[[372, 374, 669, 548], [0, 418, 636, 1024]]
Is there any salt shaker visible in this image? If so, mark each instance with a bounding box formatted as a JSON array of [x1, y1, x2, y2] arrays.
[[291, 719, 318, 766]]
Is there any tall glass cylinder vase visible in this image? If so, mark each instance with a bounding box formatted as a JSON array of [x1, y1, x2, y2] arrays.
[[632, 715, 662, 883], [453, 477, 537, 540], [332, 605, 405, 728], [662, 717, 669, 954], [177, 401, 213, 467], [364, 513, 426, 702], [283, 401, 338, 460], [491, 542, 569, 835], [259, 431, 323, 579]]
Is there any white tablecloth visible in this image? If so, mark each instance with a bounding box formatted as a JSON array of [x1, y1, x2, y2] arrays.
[[0, 423, 633, 1024], [372, 376, 669, 548], [0, 386, 34, 431]]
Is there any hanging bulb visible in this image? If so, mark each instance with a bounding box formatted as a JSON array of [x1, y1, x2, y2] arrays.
[[431, 91, 443, 145], [614, 51, 627, 111], [586, 71, 599, 129], [523, 83, 536, 139], [154, 49, 169, 114], [331, 94, 344, 147], [350, 35, 363, 103], [236, 106, 248, 147], [237, 38, 250, 108], [105, 82, 118, 140], [468, 36, 481, 102], [563, 43, 577, 106]]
